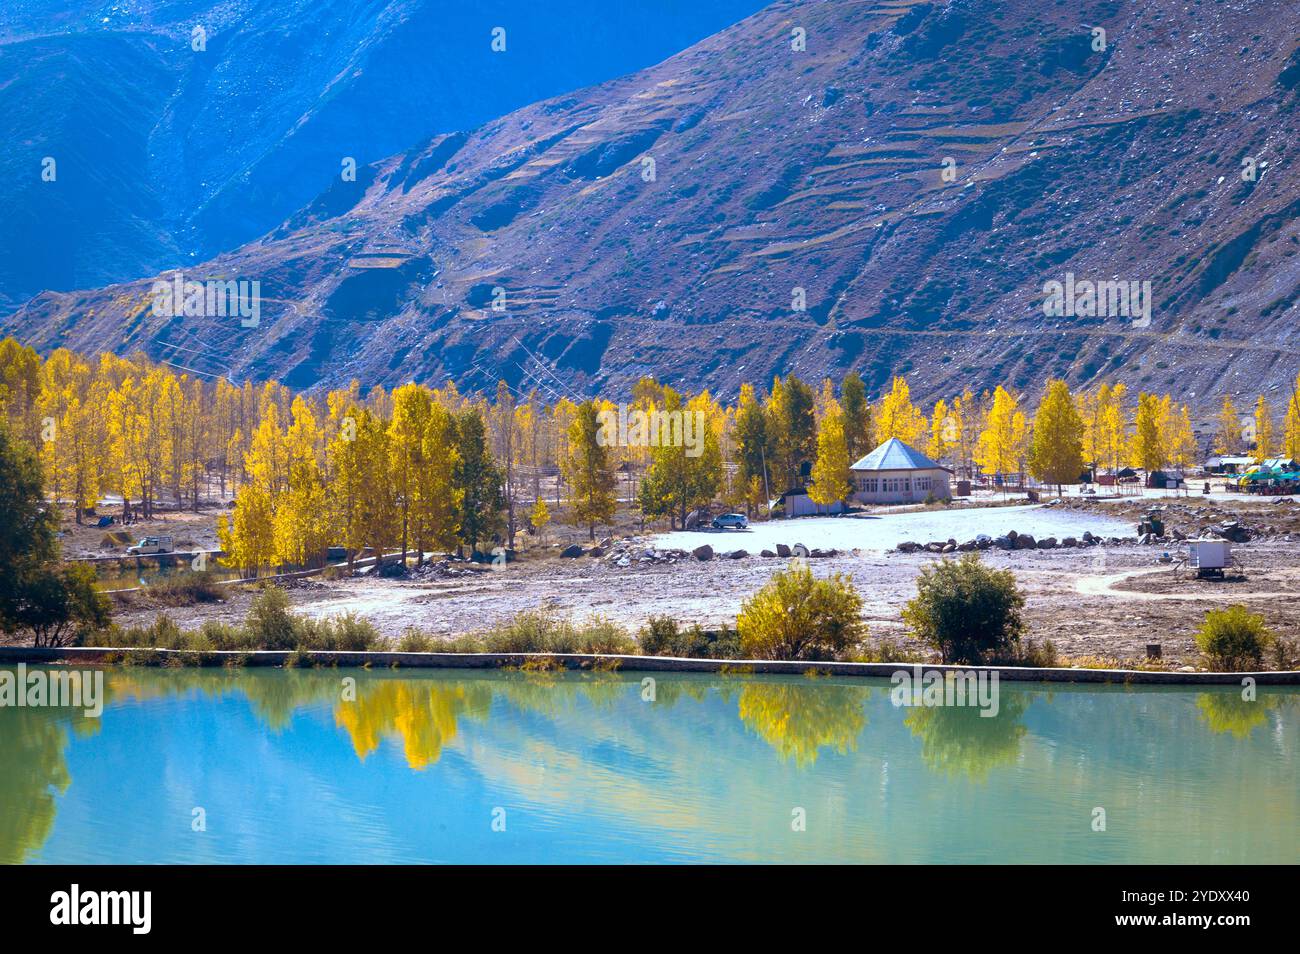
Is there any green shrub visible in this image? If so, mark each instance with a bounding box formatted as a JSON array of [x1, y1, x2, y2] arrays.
[[736, 562, 865, 661], [638, 615, 742, 659], [316, 613, 380, 652], [244, 587, 297, 650], [144, 571, 224, 608], [902, 553, 1026, 664], [198, 620, 253, 651], [145, 571, 223, 606], [397, 628, 437, 653], [480, 611, 636, 655], [1195, 605, 1273, 671]]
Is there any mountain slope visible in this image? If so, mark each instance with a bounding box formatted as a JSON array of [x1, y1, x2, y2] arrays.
[[9, 0, 1300, 406], [0, 0, 766, 308]]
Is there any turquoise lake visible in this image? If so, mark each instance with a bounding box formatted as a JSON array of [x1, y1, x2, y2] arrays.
[[3, 666, 1297, 864]]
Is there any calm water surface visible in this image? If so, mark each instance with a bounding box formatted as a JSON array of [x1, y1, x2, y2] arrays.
[[2, 666, 1296, 864]]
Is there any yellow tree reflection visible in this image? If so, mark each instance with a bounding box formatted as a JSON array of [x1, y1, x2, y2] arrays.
[[1196, 691, 1275, 739], [335, 679, 492, 770], [736, 680, 870, 768]]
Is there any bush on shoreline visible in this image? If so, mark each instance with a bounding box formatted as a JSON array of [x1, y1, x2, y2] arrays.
[[902, 553, 1027, 665], [1195, 605, 1274, 671], [140, 571, 225, 606], [737, 562, 866, 661], [639, 615, 742, 659]]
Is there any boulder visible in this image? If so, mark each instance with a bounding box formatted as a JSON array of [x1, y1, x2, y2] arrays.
[[776, 543, 792, 558], [897, 541, 922, 553], [941, 543, 957, 553], [1036, 537, 1056, 549], [560, 544, 585, 558], [587, 546, 605, 558], [692, 544, 714, 561], [994, 536, 1014, 550], [761, 549, 777, 558], [925, 542, 945, 553], [1014, 533, 1037, 549], [728, 549, 748, 559], [792, 543, 810, 558], [1061, 536, 1077, 548]]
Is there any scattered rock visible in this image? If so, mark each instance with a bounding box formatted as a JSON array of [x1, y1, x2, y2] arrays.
[[560, 544, 585, 558], [776, 543, 792, 558], [792, 543, 810, 558], [761, 549, 777, 558], [692, 544, 714, 561]]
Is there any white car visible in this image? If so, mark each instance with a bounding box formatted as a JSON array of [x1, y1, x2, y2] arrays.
[[127, 535, 174, 555], [711, 513, 749, 530]]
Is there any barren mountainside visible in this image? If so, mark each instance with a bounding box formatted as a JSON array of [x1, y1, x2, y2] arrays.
[[0, 0, 763, 306], [8, 0, 1300, 407]]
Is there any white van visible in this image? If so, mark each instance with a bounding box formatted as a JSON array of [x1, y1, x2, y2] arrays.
[[127, 535, 175, 555]]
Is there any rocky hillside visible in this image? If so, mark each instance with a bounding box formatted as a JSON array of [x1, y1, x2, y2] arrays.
[[8, 0, 1300, 406], [0, 0, 763, 307]]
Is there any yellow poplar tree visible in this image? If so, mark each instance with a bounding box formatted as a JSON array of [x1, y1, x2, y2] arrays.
[[927, 398, 952, 461], [1285, 377, 1300, 458], [1214, 394, 1240, 455], [977, 386, 1024, 481], [1028, 379, 1084, 495], [562, 400, 617, 539], [1166, 404, 1197, 470], [875, 376, 925, 445], [808, 398, 851, 505], [1129, 392, 1163, 471], [1253, 395, 1274, 461]]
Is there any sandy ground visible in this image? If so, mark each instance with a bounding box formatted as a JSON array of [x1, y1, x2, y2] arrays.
[[40, 488, 1300, 669], [98, 520, 1300, 671]]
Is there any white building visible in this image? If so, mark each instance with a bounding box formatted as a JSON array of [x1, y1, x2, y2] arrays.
[[850, 438, 952, 504]]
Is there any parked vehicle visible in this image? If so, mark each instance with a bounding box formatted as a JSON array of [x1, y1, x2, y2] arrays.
[[711, 513, 749, 530], [127, 535, 175, 555]]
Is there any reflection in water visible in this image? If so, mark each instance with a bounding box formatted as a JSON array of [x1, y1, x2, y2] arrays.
[[493, 669, 628, 717], [735, 680, 870, 767], [335, 679, 491, 770], [0, 706, 100, 864], [1195, 691, 1275, 738], [903, 693, 1031, 782], [4, 665, 1299, 864]]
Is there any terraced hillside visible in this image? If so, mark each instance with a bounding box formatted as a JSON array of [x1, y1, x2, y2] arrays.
[[8, 0, 1300, 405], [0, 0, 764, 308]]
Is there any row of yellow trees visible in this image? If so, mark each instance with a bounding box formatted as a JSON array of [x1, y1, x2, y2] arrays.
[[5, 337, 1300, 557]]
